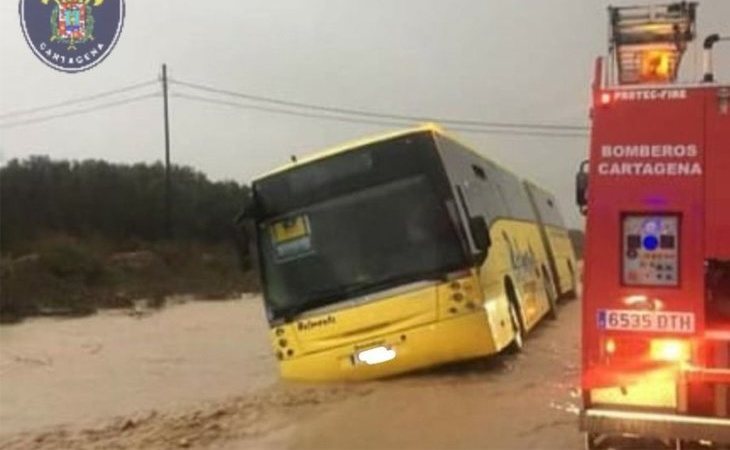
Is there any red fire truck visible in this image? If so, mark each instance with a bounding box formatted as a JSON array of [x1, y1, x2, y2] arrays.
[[578, 3, 730, 447]]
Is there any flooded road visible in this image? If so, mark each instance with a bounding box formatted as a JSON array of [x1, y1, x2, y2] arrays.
[[0, 296, 582, 449], [0, 298, 277, 434]]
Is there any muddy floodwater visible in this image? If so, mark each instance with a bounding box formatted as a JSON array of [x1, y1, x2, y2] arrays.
[[0, 298, 276, 434], [0, 296, 583, 449]]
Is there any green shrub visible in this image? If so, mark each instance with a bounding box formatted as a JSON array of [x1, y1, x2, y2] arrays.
[[0, 235, 257, 322]]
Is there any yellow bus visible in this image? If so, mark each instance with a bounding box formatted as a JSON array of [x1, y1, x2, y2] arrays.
[[237, 124, 577, 381]]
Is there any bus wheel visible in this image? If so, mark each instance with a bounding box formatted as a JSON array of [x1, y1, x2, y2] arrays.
[[566, 259, 579, 299], [543, 267, 559, 320], [506, 301, 525, 353]]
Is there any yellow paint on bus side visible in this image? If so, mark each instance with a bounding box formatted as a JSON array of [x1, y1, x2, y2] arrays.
[[482, 218, 553, 331], [545, 225, 578, 296]]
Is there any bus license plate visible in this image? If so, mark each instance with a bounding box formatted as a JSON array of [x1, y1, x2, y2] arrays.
[[597, 309, 694, 333], [355, 346, 396, 365]]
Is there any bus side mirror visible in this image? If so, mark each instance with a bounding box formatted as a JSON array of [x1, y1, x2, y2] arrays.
[[576, 160, 589, 216], [469, 216, 491, 264]]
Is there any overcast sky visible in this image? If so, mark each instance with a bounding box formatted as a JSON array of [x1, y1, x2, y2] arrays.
[[1, 0, 729, 227]]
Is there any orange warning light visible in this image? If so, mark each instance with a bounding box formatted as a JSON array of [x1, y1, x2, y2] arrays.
[[640, 50, 672, 83]]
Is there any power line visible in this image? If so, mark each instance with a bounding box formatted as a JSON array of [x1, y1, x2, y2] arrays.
[[0, 73, 588, 138], [172, 92, 410, 128], [0, 80, 158, 119], [448, 126, 587, 139], [170, 78, 589, 132], [171, 92, 589, 139], [0, 93, 160, 129]]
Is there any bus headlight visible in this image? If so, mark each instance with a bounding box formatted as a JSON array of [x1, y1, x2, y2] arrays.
[[650, 339, 690, 363]]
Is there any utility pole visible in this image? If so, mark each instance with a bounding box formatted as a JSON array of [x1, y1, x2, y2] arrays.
[[162, 63, 172, 239]]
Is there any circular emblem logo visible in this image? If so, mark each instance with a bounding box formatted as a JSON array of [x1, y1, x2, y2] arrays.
[[19, 0, 125, 73]]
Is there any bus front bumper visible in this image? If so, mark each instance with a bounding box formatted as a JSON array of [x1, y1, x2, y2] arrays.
[[280, 311, 498, 381], [581, 408, 730, 443]]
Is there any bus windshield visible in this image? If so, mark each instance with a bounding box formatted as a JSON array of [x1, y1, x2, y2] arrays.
[[254, 134, 468, 321]]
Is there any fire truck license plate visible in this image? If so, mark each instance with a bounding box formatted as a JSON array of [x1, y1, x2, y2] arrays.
[[597, 309, 695, 333]]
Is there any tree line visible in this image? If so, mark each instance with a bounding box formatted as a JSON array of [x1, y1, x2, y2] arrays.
[[1, 156, 250, 253]]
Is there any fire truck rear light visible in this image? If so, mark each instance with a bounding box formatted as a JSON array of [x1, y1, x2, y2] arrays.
[[605, 338, 617, 355], [602, 337, 650, 359], [600, 92, 611, 105], [650, 339, 690, 363]]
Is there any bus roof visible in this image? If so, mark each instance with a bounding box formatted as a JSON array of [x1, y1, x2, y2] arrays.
[[254, 123, 442, 182], [253, 122, 526, 186]]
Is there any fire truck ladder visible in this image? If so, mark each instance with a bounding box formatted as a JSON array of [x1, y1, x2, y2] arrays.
[[609, 2, 697, 85]]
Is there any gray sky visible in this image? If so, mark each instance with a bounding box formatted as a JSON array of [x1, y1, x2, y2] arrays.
[[1, 0, 729, 227]]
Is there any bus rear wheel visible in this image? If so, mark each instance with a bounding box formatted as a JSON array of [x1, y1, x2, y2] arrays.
[[543, 267, 559, 320], [506, 301, 525, 353], [566, 259, 579, 299]]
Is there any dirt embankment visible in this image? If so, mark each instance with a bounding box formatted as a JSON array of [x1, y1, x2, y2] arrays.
[[0, 297, 583, 450]]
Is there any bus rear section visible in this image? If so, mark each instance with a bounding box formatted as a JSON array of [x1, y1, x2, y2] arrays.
[[578, 3, 730, 445], [524, 181, 579, 302], [238, 125, 575, 381]]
